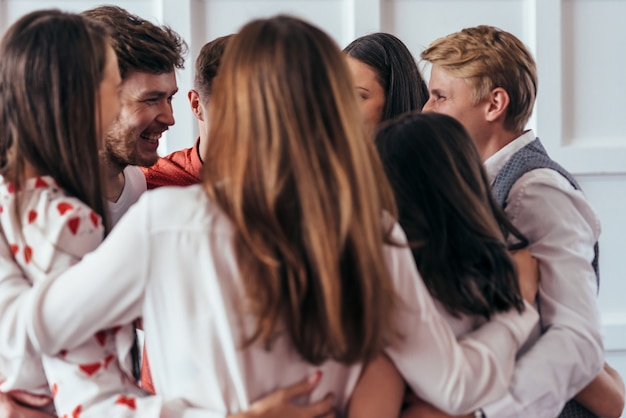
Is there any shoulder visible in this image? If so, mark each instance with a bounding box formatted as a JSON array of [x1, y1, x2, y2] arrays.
[[29, 189, 104, 261], [507, 168, 600, 240], [135, 184, 231, 234], [514, 167, 578, 193]]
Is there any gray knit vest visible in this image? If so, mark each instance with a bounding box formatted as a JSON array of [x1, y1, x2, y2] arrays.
[[492, 138, 599, 418], [491, 138, 599, 283]]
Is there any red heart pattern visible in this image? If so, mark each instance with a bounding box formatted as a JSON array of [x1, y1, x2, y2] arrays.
[[67, 217, 80, 235], [104, 354, 115, 369], [23, 246, 32, 264], [57, 202, 73, 215], [89, 211, 99, 228], [115, 395, 136, 410], [27, 210, 37, 224], [10, 244, 18, 255], [95, 331, 107, 346], [78, 362, 101, 376], [72, 405, 82, 418], [35, 177, 48, 188]]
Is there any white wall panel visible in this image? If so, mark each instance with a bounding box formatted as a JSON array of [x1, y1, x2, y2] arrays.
[[382, 0, 527, 58]]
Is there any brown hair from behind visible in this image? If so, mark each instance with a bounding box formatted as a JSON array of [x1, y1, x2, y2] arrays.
[[421, 25, 537, 133], [194, 35, 233, 102], [0, 9, 110, 230], [82, 5, 186, 79], [204, 15, 399, 365]]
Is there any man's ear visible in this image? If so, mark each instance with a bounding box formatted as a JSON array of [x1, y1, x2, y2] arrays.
[[485, 87, 510, 123], [188, 89, 204, 121]]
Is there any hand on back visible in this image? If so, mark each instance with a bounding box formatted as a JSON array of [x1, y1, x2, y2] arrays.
[[231, 373, 335, 418]]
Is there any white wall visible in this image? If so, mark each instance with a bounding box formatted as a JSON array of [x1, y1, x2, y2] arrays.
[[2, 0, 625, 413]]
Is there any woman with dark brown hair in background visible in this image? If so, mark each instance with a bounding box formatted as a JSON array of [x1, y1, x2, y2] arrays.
[[344, 32, 429, 136]]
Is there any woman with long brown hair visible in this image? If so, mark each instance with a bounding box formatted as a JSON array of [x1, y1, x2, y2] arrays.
[[0, 8, 146, 417], [1, 15, 538, 416]]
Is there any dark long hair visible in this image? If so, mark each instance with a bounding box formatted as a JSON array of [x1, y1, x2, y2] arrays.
[[0, 9, 110, 230], [375, 112, 526, 319], [344, 32, 429, 122]]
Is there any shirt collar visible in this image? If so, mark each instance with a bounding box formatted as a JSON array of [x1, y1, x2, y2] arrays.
[[484, 130, 536, 183]]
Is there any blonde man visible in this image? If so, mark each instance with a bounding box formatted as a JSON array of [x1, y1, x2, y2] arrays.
[[420, 25, 623, 418]]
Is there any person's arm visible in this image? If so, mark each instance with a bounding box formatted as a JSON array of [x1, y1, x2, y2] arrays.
[[347, 355, 404, 418], [14, 193, 330, 418], [396, 249, 540, 418], [482, 170, 604, 418], [574, 362, 625, 418], [0, 230, 50, 395], [25, 200, 148, 355], [382, 224, 539, 416]]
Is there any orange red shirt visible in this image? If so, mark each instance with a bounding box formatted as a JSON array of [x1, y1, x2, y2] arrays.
[[141, 137, 203, 190]]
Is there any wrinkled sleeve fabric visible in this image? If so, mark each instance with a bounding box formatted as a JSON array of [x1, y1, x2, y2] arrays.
[[22, 193, 223, 417], [383, 224, 539, 415], [0, 232, 49, 394], [482, 170, 604, 418]]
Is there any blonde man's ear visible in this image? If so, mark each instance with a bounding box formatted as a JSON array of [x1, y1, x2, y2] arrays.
[[484, 87, 510, 124]]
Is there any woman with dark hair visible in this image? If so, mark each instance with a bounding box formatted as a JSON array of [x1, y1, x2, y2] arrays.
[[344, 32, 428, 136], [376, 112, 529, 325], [375, 112, 624, 418], [0, 8, 144, 417]]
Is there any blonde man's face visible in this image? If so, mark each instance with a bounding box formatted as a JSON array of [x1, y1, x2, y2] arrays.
[[423, 64, 488, 148]]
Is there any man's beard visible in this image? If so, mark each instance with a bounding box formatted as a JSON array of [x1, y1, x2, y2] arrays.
[[103, 122, 159, 169]]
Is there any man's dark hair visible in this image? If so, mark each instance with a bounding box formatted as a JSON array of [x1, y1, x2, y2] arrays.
[[82, 5, 186, 78]]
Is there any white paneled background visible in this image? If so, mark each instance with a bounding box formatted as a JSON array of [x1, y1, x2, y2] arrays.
[[1, 0, 625, 413]]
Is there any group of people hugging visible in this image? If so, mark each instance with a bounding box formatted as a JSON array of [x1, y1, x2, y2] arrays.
[[0, 5, 624, 418]]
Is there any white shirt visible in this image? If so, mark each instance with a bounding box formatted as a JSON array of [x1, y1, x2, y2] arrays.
[[108, 165, 147, 227], [0, 176, 143, 416], [482, 130, 604, 418], [4, 185, 539, 417]]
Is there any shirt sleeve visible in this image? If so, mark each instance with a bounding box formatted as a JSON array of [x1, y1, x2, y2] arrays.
[[0, 196, 104, 394], [26, 195, 149, 356], [21, 192, 234, 417], [383, 224, 539, 415], [0, 231, 50, 393], [482, 169, 604, 418]]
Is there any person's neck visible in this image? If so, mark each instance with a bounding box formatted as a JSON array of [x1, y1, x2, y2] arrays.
[[476, 128, 524, 162], [197, 134, 208, 163], [23, 163, 41, 180], [102, 157, 127, 203]]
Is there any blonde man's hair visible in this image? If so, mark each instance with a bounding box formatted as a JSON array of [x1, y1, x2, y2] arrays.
[[421, 25, 538, 133]]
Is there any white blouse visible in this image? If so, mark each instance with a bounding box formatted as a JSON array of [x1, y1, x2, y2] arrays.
[[0, 176, 144, 417], [4, 185, 538, 417]]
